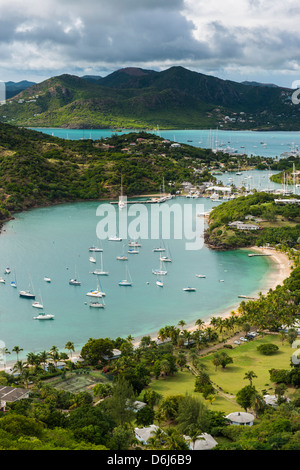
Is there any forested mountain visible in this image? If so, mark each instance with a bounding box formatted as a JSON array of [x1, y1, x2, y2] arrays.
[[0, 66, 298, 130]]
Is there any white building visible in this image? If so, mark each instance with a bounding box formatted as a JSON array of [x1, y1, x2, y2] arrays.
[[184, 433, 218, 450], [134, 425, 160, 445], [226, 411, 254, 426]]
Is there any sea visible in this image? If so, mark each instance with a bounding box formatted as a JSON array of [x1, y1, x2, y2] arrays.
[[0, 128, 298, 360]]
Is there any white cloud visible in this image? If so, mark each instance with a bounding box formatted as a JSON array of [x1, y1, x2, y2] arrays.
[[0, 0, 299, 86]]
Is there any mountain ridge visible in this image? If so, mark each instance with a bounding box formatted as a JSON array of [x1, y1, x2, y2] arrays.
[[1, 66, 297, 130]]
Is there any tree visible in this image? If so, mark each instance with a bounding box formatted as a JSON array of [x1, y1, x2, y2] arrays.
[[12, 346, 23, 362], [212, 351, 233, 370], [236, 385, 256, 411], [65, 341, 75, 359], [105, 376, 136, 426], [244, 370, 258, 387], [109, 425, 136, 451], [176, 394, 210, 435], [135, 405, 155, 427]]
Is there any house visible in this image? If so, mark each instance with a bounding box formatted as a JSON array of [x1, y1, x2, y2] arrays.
[[134, 425, 160, 444], [226, 411, 254, 426], [184, 433, 218, 450], [126, 400, 147, 413], [228, 221, 260, 231], [102, 349, 122, 361], [264, 394, 291, 407], [0, 386, 29, 411]]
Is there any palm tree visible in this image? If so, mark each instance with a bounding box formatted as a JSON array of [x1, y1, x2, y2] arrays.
[[244, 370, 257, 387], [250, 391, 265, 418], [178, 320, 186, 331], [65, 341, 75, 359], [39, 350, 49, 371], [12, 360, 24, 375], [195, 319, 205, 330], [12, 346, 23, 362]]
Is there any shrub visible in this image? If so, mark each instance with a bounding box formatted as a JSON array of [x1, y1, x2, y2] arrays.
[[257, 343, 279, 355]]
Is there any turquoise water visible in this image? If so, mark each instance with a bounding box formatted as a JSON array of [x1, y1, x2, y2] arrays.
[[0, 197, 271, 357], [31, 127, 300, 159]]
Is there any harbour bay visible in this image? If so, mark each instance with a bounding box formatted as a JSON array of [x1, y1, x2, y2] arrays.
[[0, 128, 297, 360], [0, 197, 272, 358]]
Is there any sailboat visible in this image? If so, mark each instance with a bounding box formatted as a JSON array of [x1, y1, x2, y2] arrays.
[[153, 241, 166, 252], [32, 290, 44, 309], [128, 238, 141, 247], [69, 266, 81, 286], [116, 244, 128, 261], [86, 279, 106, 297], [118, 175, 126, 210], [128, 248, 139, 254], [119, 265, 133, 286], [92, 252, 109, 275], [89, 243, 103, 252], [108, 235, 122, 241], [89, 299, 105, 308], [19, 275, 35, 299], [160, 244, 172, 262], [10, 271, 17, 288], [152, 259, 167, 276]]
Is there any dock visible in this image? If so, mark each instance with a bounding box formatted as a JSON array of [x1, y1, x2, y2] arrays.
[[110, 196, 174, 205], [248, 253, 271, 257], [238, 295, 257, 300]]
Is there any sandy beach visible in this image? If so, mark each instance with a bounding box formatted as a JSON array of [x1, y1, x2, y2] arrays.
[[0, 245, 293, 369]]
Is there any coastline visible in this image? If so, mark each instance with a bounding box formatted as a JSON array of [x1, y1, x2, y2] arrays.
[[0, 246, 293, 370]]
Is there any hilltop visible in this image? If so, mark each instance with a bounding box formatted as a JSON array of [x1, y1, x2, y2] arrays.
[[0, 66, 298, 130]]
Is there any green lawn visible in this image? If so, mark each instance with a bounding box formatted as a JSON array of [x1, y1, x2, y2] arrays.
[[148, 334, 296, 415]]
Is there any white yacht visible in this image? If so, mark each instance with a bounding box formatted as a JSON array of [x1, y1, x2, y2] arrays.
[[89, 256, 96, 263], [0, 277, 5, 284], [108, 236, 122, 241], [33, 313, 54, 320], [44, 276, 51, 283], [86, 280, 105, 297], [156, 280, 164, 287], [196, 274, 206, 278], [89, 300, 105, 308], [183, 287, 196, 292]]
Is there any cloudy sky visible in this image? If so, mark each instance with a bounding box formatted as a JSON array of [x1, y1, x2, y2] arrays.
[[1, 0, 300, 87]]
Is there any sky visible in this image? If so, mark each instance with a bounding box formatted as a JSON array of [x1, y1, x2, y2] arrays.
[[0, 0, 300, 87]]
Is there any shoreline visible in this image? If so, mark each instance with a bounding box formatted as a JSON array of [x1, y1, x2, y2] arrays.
[[0, 246, 293, 371]]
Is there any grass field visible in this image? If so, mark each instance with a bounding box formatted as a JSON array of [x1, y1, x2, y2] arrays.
[[148, 334, 297, 415]]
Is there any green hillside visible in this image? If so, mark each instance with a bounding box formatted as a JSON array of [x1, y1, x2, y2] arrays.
[[0, 66, 298, 130], [0, 123, 215, 223]]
